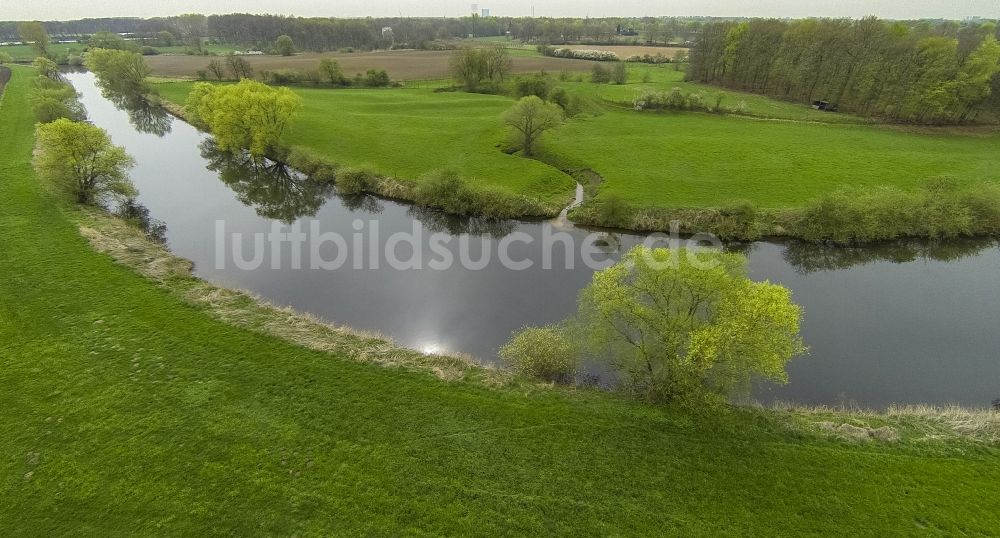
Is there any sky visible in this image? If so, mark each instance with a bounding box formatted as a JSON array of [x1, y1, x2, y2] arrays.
[[2, 0, 998, 21]]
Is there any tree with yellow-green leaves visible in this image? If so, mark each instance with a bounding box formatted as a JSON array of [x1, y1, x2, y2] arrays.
[[574, 246, 805, 404], [34, 119, 136, 205], [184, 80, 302, 159]]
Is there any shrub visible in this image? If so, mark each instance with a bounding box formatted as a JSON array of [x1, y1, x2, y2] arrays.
[[549, 87, 570, 109], [261, 69, 305, 85], [544, 48, 619, 61], [513, 74, 552, 100], [611, 62, 627, 84], [412, 170, 550, 219], [361, 69, 391, 87], [714, 200, 761, 240], [793, 179, 999, 244], [140, 46, 159, 56], [591, 64, 611, 83], [500, 325, 578, 383], [337, 167, 378, 195], [287, 146, 337, 182]]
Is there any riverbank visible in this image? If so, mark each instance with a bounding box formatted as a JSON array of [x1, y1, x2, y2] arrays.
[[153, 74, 1000, 243], [6, 65, 1000, 534]]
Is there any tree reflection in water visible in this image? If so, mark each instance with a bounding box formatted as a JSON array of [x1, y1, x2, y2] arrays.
[[782, 238, 999, 274], [116, 198, 168, 244], [200, 139, 335, 223], [407, 205, 516, 237], [339, 193, 385, 215], [102, 87, 173, 137]]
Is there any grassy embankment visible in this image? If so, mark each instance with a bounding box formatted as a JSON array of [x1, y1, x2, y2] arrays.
[[5, 65, 1000, 534], [156, 62, 1000, 238]]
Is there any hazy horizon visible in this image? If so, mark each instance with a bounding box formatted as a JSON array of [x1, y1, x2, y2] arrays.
[[3, 0, 999, 23]]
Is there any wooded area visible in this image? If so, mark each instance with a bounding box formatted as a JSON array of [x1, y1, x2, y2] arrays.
[[0, 15, 703, 51], [688, 17, 1000, 124]]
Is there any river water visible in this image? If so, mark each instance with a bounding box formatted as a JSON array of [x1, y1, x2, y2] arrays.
[[67, 71, 1000, 408]]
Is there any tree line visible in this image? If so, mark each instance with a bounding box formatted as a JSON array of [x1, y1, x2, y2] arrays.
[[1, 15, 709, 51], [688, 17, 1000, 124]]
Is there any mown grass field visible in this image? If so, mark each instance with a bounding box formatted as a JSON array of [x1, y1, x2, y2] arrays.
[[5, 65, 1000, 535], [157, 65, 1000, 210]]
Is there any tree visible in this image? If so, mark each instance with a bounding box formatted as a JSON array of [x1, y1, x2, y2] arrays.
[[575, 246, 805, 404], [503, 96, 563, 157], [157, 31, 176, 47], [0, 52, 12, 64], [449, 46, 510, 92], [185, 79, 302, 158], [225, 54, 254, 80], [32, 57, 60, 79], [87, 31, 137, 52], [317, 58, 346, 85], [34, 119, 136, 205], [672, 48, 689, 71], [206, 59, 227, 80], [84, 48, 153, 97], [30, 77, 86, 123], [275, 35, 295, 56], [18, 21, 50, 58]]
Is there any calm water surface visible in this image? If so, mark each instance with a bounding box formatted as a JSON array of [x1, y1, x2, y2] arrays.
[[68, 72, 1000, 408]]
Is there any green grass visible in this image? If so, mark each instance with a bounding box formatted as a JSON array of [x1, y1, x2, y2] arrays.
[[539, 106, 1000, 208], [597, 65, 871, 124], [158, 72, 1000, 211], [5, 65, 1000, 535], [0, 42, 238, 62], [157, 81, 575, 205], [0, 42, 85, 61]]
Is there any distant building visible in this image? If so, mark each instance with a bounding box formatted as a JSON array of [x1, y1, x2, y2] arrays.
[[482, 8, 491, 17]]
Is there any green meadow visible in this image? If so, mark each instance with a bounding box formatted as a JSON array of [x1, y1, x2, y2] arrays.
[[5, 64, 1000, 536], [156, 62, 1000, 211]]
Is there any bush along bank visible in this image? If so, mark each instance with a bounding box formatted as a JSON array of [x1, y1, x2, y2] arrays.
[[571, 179, 1000, 243]]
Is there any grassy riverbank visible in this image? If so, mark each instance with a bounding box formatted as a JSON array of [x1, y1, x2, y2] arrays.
[[155, 67, 1000, 225], [7, 66, 1000, 534]]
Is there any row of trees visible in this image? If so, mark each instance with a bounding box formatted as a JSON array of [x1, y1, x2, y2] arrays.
[[688, 17, 1000, 123], [1, 15, 713, 52], [27, 61, 137, 206]]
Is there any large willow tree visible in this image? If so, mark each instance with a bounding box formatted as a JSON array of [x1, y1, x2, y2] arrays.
[[185, 80, 301, 159], [576, 246, 806, 404]]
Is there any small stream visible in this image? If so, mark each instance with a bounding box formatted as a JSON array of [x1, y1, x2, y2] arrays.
[[68, 71, 1000, 408]]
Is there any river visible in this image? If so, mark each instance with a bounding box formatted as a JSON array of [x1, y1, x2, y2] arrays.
[[67, 71, 1000, 408]]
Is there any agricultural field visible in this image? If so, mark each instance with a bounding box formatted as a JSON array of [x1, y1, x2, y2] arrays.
[[146, 49, 599, 81]]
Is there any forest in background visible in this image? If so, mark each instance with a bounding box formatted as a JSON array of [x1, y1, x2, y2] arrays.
[[687, 17, 1000, 123]]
